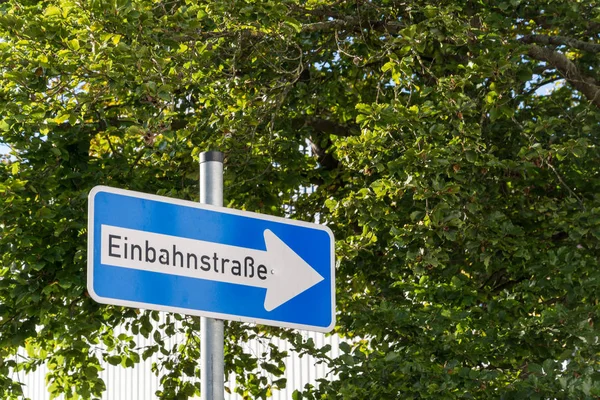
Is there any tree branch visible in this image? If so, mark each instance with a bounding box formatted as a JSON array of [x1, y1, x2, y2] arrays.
[[522, 76, 563, 97], [545, 160, 585, 209], [302, 118, 358, 171], [521, 34, 600, 54], [306, 118, 358, 137], [301, 16, 404, 35], [526, 45, 600, 108], [492, 276, 527, 293]]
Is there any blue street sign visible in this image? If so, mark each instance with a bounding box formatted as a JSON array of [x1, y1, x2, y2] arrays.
[[88, 186, 335, 332]]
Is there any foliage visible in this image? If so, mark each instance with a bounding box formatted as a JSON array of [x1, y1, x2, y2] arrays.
[[1, 0, 600, 398]]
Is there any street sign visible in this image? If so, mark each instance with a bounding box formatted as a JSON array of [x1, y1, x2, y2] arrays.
[[88, 186, 335, 332]]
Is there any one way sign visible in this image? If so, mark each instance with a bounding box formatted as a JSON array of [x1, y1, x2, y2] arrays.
[[88, 186, 335, 332]]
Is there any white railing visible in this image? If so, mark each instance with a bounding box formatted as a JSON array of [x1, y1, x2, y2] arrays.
[[15, 325, 340, 400]]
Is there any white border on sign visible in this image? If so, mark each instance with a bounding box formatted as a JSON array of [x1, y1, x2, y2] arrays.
[[87, 185, 336, 333]]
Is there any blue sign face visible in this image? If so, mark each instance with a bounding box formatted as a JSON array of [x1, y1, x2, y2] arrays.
[[88, 186, 335, 332]]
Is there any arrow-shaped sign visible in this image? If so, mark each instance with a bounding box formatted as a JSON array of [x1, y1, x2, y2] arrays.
[[101, 225, 324, 311], [88, 186, 335, 332]]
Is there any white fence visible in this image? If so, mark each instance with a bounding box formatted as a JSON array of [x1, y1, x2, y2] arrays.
[[14, 327, 340, 399]]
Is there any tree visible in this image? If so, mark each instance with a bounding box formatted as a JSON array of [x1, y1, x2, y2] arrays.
[[1, 0, 600, 398]]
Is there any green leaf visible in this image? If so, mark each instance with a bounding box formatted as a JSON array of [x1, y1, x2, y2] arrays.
[[106, 356, 121, 366], [44, 6, 61, 17], [528, 363, 543, 375], [283, 17, 302, 33], [67, 39, 80, 51]]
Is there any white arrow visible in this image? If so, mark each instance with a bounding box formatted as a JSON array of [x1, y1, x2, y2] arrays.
[[100, 225, 324, 311]]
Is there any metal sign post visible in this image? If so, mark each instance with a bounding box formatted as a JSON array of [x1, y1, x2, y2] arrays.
[[199, 151, 225, 400]]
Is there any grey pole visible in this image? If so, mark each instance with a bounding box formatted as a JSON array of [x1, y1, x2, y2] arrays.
[[199, 151, 225, 400]]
